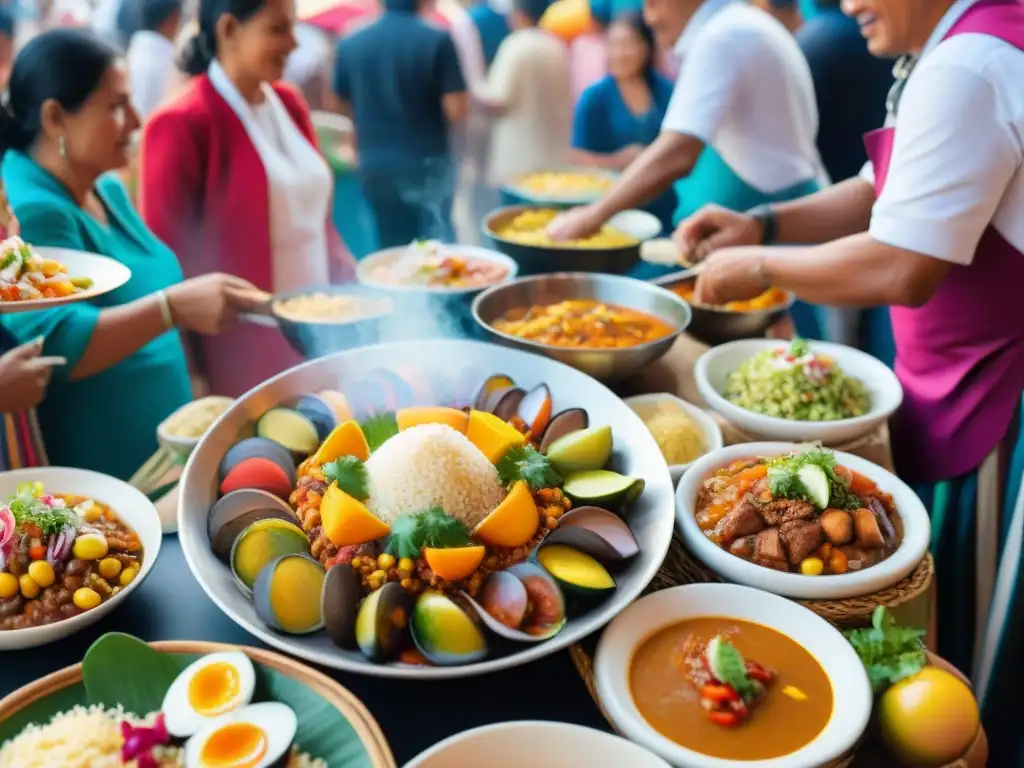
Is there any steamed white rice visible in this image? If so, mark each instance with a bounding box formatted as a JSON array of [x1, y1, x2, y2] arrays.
[[365, 423, 506, 529]]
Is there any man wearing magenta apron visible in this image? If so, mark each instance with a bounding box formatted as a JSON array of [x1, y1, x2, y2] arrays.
[[673, 0, 1024, 755]]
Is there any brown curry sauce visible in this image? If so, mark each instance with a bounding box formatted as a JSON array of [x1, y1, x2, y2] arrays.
[[630, 617, 833, 761]]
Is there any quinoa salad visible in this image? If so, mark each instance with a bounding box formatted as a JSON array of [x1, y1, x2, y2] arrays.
[[724, 339, 871, 422]]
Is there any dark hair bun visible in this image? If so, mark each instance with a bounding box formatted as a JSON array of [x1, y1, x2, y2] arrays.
[[178, 30, 213, 76]]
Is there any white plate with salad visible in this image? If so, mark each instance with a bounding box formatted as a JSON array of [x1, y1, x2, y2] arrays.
[[675, 443, 930, 599], [693, 338, 903, 446], [0, 240, 132, 314]]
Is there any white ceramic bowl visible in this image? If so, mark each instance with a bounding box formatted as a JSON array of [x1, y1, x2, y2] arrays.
[[693, 339, 903, 446], [625, 393, 724, 484], [157, 396, 236, 459], [0, 467, 162, 650], [594, 583, 872, 768], [404, 721, 672, 768], [676, 442, 930, 599]]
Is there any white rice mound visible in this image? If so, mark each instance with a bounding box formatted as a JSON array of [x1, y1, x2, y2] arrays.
[[365, 423, 507, 529]]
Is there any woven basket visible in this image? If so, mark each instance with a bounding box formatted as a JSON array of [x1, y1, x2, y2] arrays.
[[0, 641, 397, 768]]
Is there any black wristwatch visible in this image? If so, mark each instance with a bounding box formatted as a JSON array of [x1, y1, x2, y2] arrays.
[[748, 204, 778, 245]]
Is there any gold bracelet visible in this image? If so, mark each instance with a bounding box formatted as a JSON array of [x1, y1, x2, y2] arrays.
[[156, 290, 174, 330]]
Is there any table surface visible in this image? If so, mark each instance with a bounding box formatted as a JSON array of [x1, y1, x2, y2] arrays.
[[0, 334, 899, 766]]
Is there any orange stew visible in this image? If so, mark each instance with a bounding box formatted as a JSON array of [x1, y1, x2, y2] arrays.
[[670, 283, 788, 312], [492, 300, 675, 349], [630, 617, 833, 760], [696, 457, 902, 576]]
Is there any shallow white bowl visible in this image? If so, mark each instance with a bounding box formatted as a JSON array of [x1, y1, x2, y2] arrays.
[[594, 583, 872, 768], [625, 393, 724, 484], [157, 396, 236, 459], [676, 442, 930, 599], [693, 339, 903, 446], [404, 721, 672, 768], [0, 467, 162, 650]]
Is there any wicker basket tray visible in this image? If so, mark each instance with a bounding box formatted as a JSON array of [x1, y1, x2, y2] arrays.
[[0, 640, 397, 768]]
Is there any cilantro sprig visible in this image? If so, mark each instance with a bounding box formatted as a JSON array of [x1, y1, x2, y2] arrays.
[[845, 606, 927, 693], [708, 636, 761, 702], [766, 447, 860, 510], [323, 456, 369, 500], [7, 484, 78, 536], [361, 412, 399, 453], [497, 445, 562, 491], [385, 506, 471, 559]]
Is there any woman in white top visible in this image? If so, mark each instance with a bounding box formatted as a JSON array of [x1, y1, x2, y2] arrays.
[[676, 0, 1024, 755], [138, 0, 354, 397], [125, 0, 183, 120]]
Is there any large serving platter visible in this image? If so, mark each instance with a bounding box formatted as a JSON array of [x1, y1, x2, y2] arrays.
[[0, 247, 131, 314], [178, 339, 675, 678]]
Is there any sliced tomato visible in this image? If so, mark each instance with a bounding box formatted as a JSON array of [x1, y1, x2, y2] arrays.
[[709, 711, 741, 727]]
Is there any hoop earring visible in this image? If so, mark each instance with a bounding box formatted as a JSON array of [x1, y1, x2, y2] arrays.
[[58, 135, 67, 159]]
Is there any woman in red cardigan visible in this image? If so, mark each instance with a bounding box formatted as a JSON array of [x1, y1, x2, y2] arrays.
[[138, 0, 355, 397]]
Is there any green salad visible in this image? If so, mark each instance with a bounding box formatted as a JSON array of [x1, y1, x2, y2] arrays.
[[724, 338, 871, 421]]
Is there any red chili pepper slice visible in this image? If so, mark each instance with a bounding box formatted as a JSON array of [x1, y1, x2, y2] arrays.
[[709, 711, 741, 727], [746, 661, 774, 684], [700, 684, 739, 704]]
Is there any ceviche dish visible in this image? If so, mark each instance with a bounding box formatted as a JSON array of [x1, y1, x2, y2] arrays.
[[205, 373, 645, 667], [0, 483, 143, 630], [0, 635, 326, 768], [492, 300, 675, 350], [363, 240, 510, 289], [630, 617, 832, 760], [697, 448, 902, 576], [495, 209, 636, 249], [725, 338, 871, 422], [0, 237, 93, 303]]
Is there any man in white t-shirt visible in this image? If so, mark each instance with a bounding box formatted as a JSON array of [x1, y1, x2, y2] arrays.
[[475, 0, 572, 189], [549, 0, 825, 242]]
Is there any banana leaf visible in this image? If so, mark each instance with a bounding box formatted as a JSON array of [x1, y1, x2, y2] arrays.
[[0, 633, 375, 768]]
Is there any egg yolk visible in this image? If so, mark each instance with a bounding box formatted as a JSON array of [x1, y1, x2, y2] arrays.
[[199, 722, 268, 768], [188, 662, 242, 716]]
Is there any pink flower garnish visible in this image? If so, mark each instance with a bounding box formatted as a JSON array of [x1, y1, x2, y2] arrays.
[[121, 714, 171, 765], [0, 507, 14, 547], [39, 495, 54, 506]]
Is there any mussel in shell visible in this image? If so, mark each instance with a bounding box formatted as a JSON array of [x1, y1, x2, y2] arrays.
[[321, 563, 365, 649], [474, 374, 516, 411], [355, 582, 415, 662], [467, 562, 566, 642], [541, 506, 639, 564], [539, 408, 589, 454], [410, 592, 488, 665], [518, 384, 552, 437]]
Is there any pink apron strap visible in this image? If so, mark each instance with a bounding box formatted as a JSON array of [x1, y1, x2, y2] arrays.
[[946, 0, 1024, 49]]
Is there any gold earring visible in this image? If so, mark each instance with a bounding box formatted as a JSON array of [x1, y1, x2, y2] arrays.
[[58, 135, 67, 159]]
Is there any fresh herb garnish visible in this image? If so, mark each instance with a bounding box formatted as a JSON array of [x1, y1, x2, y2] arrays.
[[385, 506, 472, 559], [7, 484, 78, 536], [361, 412, 399, 452], [323, 456, 369, 500], [845, 606, 927, 693], [766, 447, 859, 510], [497, 444, 562, 491], [789, 336, 811, 358], [708, 636, 761, 701]]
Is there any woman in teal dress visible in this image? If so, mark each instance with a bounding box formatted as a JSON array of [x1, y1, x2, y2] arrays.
[[570, 12, 677, 280], [0, 29, 260, 481]]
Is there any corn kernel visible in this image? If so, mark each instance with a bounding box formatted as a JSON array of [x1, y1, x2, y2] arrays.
[[19, 574, 40, 599], [119, 567, 138, 587], [98, 558, 122, 580], [73, 587, 102, 610], [27, 560, 55, 588], [0, 572, 18, 599], [799, 557, 824, 576]]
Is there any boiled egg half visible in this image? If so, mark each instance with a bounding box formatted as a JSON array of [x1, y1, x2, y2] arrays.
[[184, 702, 297, 768], [162, 651, 256, 737]]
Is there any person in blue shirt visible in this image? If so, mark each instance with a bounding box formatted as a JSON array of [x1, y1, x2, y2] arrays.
[[333, 0, 468, 249], [570, 11, 677, 254]]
